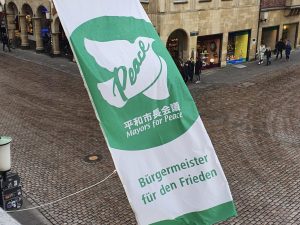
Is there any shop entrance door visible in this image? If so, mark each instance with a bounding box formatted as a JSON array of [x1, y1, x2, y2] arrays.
[[282, 23, 299, 48], [261, 26, 279, 50]]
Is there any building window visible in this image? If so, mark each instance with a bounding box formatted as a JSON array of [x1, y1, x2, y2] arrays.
[[227, 30, 251, 64], [174, 0, 188, 4]]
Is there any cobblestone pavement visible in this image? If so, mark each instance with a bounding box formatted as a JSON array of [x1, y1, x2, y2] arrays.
[[191, 66, 300, 225], [0, 50, 299, 225]]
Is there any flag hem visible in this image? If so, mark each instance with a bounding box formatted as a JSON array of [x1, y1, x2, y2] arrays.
[[150, 201, 237, 225]]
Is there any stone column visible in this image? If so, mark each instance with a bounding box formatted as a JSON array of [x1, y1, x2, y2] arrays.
[[6, 13, 16, 42], [33, 17, 43, 52], [249, 28, 258, 61], [278, 24, 283, 40], [19, 14, 29, 48], [51, 32, 61, 56], [221, 32, 228, 67]]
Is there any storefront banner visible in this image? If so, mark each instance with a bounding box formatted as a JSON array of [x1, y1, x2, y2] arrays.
[[53, 0, 237, 224]]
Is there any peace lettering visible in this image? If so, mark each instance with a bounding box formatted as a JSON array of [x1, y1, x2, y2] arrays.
[[112, 40, 150, 101]]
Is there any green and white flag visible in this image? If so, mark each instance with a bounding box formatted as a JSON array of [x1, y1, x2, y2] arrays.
[[53, 0, 237, 224]]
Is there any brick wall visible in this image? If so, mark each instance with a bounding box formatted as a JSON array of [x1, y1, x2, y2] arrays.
[[261, 0, 286, 8]]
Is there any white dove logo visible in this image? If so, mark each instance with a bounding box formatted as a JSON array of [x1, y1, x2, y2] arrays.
[[84, 37, 169, 108]]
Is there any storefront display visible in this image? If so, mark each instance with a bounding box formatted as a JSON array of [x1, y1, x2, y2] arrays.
[[25, 15, 33, 35], [197, 34, 222, 69], [227, 30, 250, 64]]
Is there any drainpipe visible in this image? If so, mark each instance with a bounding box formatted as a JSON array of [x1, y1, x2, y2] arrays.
[[256, 0, 262, 59]]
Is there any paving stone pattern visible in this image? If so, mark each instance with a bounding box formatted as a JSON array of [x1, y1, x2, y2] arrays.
[[0, 51, 299, 224], [190, 66, 300, 225]]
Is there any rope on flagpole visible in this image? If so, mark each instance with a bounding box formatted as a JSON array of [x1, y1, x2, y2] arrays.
[[7, 170, 117, 213]]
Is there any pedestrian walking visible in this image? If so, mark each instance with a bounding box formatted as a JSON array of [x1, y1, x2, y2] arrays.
[[257, 43, 266, 65], [194, 57, 202, 83], [275, 39, 285, 59], [264, 47, 272, 66], [285, 40, 292, 61], [2, 34, 11, 52]]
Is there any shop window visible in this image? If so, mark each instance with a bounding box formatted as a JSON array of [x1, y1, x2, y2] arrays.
[[197, 34, 222, 69], [227, 30, 250, 64], [25, 15, 33, 35], [174, 0, 188, 4]]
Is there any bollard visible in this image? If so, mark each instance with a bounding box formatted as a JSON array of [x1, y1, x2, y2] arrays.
[[0, 136, 12, 174]]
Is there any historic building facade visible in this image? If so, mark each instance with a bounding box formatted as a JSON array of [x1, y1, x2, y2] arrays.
[[3, 0, 72, 58], [258, 0, 300, 50], [142, 0, 260, 68], [2, 0, 260, 68], [3, 1, 299, 69]]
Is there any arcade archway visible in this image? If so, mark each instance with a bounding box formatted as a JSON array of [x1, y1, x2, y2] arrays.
[[35, 5, 51, 52], [166, 29, 188, 62], [6, 2, 19, 47], [20, 3, 33, 48]]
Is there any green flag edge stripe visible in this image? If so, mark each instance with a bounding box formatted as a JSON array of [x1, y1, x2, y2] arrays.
[[150, 201, 237, 225]]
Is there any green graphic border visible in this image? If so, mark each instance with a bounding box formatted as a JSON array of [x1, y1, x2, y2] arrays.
[[151, 201, 237, 225]]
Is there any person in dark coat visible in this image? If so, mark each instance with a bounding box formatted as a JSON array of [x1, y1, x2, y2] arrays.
[[2, 34, 11, 52], [43, 33, 51, 54], [183, 59, 190, 83], [188, 58, 195, 82], [285, 40, 292, 61], [275, 39, 285, 59], [264, 47, 272, 66], [194, 57, 202, 83]]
